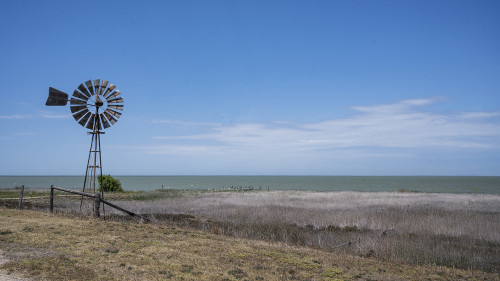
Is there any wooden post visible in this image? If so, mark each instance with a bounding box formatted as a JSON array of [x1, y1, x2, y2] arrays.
[[18, 185, 25, 210], [94, 193, 100, 218], [50, 185, 54, 213]]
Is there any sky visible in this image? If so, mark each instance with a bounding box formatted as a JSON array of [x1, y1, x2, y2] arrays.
[[0, 0, 499, 176]]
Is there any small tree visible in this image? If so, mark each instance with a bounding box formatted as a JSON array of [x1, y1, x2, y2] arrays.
[[98, 175, 124, 192]]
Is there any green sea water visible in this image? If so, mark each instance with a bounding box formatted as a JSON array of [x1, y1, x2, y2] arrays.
[[1, 176, 499, 194]]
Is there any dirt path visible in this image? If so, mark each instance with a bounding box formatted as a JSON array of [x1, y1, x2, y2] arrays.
[[0, 250, 29, 281]]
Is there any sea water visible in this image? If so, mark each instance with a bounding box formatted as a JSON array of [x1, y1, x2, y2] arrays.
[[1, 176, 499, 194]]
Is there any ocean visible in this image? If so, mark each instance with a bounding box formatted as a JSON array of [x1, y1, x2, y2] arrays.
[[0, 176, 499, 194]]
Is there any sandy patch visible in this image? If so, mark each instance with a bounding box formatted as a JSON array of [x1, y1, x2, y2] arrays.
[[0, 249, 30, 281]]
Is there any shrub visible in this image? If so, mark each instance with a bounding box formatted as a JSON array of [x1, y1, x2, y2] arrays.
[[98, 175, 123, 192]]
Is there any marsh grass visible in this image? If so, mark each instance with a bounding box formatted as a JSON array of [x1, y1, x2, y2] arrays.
[[101, 191, 500, 272], [3, 189, 499, 272], [3, 208, 497, 281]]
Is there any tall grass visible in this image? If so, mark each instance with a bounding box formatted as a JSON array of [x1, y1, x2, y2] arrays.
[[111, 191, 499, 272], [17, 190, 500, 272]]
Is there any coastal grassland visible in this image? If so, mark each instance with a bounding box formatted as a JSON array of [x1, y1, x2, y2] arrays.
[[102, 191, 500, 272], [2, 189, 499, 274], [0, 208, 498, 281]]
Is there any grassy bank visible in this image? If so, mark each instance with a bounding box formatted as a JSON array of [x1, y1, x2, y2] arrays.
[[2, 188, 499, 274], [1, 208, 498, 281]]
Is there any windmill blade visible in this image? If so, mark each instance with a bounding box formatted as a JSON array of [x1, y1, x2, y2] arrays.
[[108, 105, 123, 111], [70, 98, 87, 105], [70, 105, 87, 113], [99, 80, 109, 95], [107, 97, 124, 104], [72, 108, 88, 121], [86, 114, 96, 129], [94, 79, 100, 96], [106, 108, 122, 118], [103, 111, 118, 124], [46, 87, 68, 106], [72, 90, 89, 101], [103, 84, 116, 98], [78, 111, 91, 127], [105, 108, 122, 119], [100, 114, 111, 129], [106, 90, 121, 100], [85, 80, 95, 96], [78, 84, 92, 98]]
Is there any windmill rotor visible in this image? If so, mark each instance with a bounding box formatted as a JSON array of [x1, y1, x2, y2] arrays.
[[69, 80, 124, 131], [45, 79, 124, 130]]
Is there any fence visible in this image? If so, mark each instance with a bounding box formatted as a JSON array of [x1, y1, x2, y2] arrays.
[[49, 185, 150, 222]]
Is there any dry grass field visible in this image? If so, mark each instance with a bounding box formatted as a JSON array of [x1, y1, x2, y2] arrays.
[[1, 188, 499, 280], [0, 208, 498, 281], [104, 190, 500, 273]]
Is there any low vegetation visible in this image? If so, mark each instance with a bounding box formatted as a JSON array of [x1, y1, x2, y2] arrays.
[[105, 190, 500, 273], [1, 208, 498, 280], [1, 188, 499, 279]]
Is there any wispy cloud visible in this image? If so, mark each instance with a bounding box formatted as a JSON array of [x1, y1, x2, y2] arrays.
[[12, 132, 36, 136], [350, 98, 436, 113], [147, 98, 500, 156], [39, 110, 71, 119], [152, 119, 220, 126], [0, 111, 71, 120], [0, 114, 31, 119]]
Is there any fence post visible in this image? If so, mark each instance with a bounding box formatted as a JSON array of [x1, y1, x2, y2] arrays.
[[94, 193, 100, 218], [50, 185, 54, 213], [18, 185, 25, 210]]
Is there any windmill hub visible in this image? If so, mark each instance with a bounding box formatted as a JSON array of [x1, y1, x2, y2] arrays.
[[95, 95, 104, 107]]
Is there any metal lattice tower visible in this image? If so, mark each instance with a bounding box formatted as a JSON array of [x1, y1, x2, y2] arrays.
[[46, 79, 124, 215]]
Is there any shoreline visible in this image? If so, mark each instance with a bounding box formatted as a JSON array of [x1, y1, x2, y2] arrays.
[[2, 175, 500, 194]]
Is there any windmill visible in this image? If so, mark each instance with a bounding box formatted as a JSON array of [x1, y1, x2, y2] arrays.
[[46, 79, 123, 214]]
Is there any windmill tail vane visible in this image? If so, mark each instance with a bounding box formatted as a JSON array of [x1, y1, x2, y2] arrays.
[[45, 79, 124, 216], [46, 87, 69, 106]]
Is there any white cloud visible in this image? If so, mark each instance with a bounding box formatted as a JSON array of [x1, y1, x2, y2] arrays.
[[147, 98, 500, 157], [0, 114, 31, 119], [350, 98, 436, 113], [0, 111, 71, 120], [152, 119, 220, 126], [459, 112, 500, 119], [39, 111, 71, 119]]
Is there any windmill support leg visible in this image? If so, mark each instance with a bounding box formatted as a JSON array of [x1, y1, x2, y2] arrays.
[[80, 107, 105, 217], [80, 132, 94, 211]]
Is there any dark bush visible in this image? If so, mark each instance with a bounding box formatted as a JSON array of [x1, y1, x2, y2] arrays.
[[98, 175, 123, 192]]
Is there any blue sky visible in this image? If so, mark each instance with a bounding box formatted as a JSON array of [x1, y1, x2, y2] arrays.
[[1, 0, 499, 175]]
